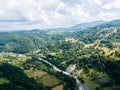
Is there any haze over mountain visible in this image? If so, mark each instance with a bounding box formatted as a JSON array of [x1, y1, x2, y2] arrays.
[[0, 20, 104, 32]]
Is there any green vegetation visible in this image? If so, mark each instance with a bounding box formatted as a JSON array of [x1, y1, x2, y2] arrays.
[[85, 80, 100, 90], [0, 54, 77, 90], [0, 19, 120, 90], [0, 78, 9, 85], [0, 62, 48, 90], [37, 74, 61, 87]]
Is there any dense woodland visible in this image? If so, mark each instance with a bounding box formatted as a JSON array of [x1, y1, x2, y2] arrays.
[[0, 19, 120, 90]]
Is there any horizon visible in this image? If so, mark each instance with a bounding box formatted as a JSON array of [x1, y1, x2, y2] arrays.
[[0, 19, 105, 32], [0, 19, 120, 32], [0, 0, 120, 31]]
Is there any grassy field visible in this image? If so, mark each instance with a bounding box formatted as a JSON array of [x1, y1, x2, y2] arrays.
[[52, 84, 63, 90], [0, 78, 9, 84], [37, 74, 61, 87], [24, 70, 47, 79], [85, 80, 100, 90]]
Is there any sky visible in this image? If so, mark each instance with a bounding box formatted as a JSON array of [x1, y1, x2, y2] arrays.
[[0, 0, 120, 30]]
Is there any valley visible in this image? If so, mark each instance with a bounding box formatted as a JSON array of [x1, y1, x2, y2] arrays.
[[0, 19, 120, 90]]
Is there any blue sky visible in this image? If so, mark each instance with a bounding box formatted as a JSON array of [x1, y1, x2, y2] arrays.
[[0, 0, 120, 30]]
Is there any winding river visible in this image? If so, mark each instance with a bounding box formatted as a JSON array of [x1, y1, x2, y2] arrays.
[[38, 57, 89, 90]]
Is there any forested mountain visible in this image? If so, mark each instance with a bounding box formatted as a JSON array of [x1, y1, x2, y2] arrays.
[[0, 19, 120, 90], [0, 30, 50, 53]]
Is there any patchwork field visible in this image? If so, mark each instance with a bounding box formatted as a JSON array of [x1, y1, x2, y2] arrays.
[[24, 70, 47, 79], [37, 74, 61, 87]]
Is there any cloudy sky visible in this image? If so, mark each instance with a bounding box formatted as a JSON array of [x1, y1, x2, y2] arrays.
[[0, 0, 120, 30]]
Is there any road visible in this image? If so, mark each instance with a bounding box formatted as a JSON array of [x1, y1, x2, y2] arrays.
[[38, 57, 89, 90]]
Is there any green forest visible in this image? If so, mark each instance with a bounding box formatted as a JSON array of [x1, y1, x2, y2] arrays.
[[0, 20, 120, 90]]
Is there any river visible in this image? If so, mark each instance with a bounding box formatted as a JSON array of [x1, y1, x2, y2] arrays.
[[38, 57, 89, 90]]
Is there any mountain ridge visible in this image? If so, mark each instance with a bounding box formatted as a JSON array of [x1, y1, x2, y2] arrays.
[[1, 19, 120, 33]]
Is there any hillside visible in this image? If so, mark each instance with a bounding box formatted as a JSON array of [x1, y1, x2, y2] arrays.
[[0, 30, 50, 53], [0, 19, 120, 90]]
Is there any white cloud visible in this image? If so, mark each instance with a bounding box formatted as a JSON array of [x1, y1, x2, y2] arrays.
[[98, 11, 118, 21], [102, 0, 120, 9], [94, 0, 102, 5], [0, 0, 120, 30]]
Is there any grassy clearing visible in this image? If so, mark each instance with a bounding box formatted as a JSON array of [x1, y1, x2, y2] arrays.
[[24, 70, 47, 79], [52, 84, 63, 90], [101, 47, 113, 55], [112, 42, 120, 46], [0, 78, 9, 84], [37, 74, 61, 87], [65, 38, 78, 43], [109, 55, 120, 60], [84, 43, 94, 48], [96, 46, 114, 56], [85, 80, 100, 90], [49, 52, 57, 56], [48, 50, 63, 56]]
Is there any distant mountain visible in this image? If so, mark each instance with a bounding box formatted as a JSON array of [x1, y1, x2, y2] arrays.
[[46, 19, 120, 33], [45, 20, 104, 33], [70, 20, 104, 30], [10, 29, 42, 33]]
